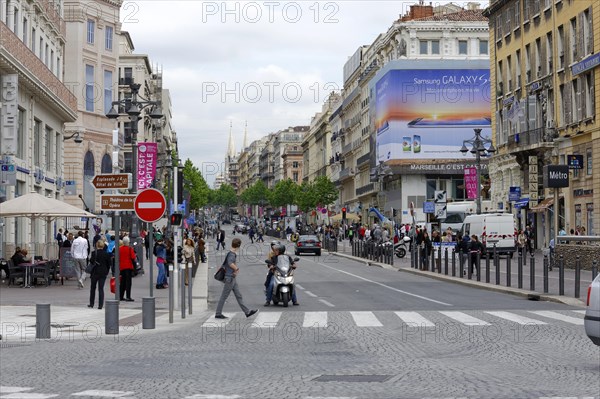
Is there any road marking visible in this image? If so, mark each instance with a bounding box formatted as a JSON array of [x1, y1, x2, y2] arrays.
[[71, 391, 135, 397], [0, 388, 33, 394], [201, 313, 236, 328], [485, 311, 547, 325], [0, 394, 58, 399], [185, 395, 241, 399], [318, 299, 335, 308], [350, 311, 383, 327], [316, 262, 452, 306], [394, 311, 435, 327], [252, 311, 281, 328], [295, 284, 305, 290], [439, 311, 490, 326], [303, 311, 328, 328], [528, 310, 584, 325], [572, 310, 586, 314], [137, 202, 162, 209], [304, 291, 318, 297]]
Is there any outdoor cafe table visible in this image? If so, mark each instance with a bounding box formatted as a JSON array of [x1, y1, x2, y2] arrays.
[[18, 261, 48, 288]]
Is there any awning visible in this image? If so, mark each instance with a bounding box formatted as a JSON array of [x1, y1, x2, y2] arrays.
[[529, 198, 554, 213], [514, 198, 529, 208]]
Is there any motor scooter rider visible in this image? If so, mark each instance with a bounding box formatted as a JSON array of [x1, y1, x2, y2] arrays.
[[265, 243, 299, 306], [264, 240, 280, 290]]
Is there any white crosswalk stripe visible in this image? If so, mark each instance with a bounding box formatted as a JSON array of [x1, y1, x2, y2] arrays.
[[439, 311, 490, 326], [394, 311, 435, 327], [350, 311, 383, 327], [0, 393, 58, 398], [184, 395, 241, 399], [0, 388, 33, 394], [572, 310, 586, 314], [201, 313, 236, 328], [303, 311, 328, 328], [528, 310, 584, 325], [485, 311, 547, 325], [252, 311, 282, 328], [71, 390, 135, 397]]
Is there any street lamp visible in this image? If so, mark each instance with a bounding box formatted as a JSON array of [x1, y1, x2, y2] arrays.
[[460, 128, 496, 215], [106, 82, 163, 238]]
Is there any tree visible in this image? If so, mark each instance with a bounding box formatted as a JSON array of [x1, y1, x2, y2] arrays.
[[212, 184, 238, 208], [182, 159, 210, 209], [312, 176, 338, 207], [295, 181, 318, 213], [269, 179, 298, 208]]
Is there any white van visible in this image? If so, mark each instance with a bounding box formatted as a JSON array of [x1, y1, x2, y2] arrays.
[[440, 201, 477, 234], [461, 213, 516, 255]]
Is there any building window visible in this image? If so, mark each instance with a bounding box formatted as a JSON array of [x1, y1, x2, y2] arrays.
[[479, 40, 488, 55], [45, 126, 52, 170], [292, 161, 299, 168], [22, 17, 27, 44], [292, 172, 299, 182], [587, 149, 592, 175], [31, 28, 35, 52], [583, 72, 594, 119], [45, 43, 49, 66], [17, 107, 25, 158], [557, 25, 565, 69], [569, 18, 577, 61], [458, 40, 468, 55], [573, 153, 580, 178], [85, 64, 94, 112], [104, 70, 113, 114], [87, 19, 95, 44], [39, 37, 43, 58], [105, 26, 113, 51], [101, 154, 113, 173], [431, 40, 440, 54], [124, 152, 133, 174], [13, 7, 18, 34], [50, 50, 54, 73], [546, 32, 553, 73], [587, 203, 594, 235], [583, 8, 592, 56], [525, 44, 531, 82], [419, 40, 428, 54], [571, 79, 579, 122], [515, 50, 521, 88], [55, 132, 61, 175], [34, 119, 42, 167]]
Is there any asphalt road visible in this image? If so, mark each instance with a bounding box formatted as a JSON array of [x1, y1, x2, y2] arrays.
[[1, 227, 598, 399]]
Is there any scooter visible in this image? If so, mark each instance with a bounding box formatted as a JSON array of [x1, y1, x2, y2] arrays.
[[265, 255, 299, 307], [394, 236, 412, 258]]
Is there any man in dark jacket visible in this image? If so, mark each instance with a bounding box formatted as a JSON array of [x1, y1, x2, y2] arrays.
[[88, 240, 112, 309], [216, 229, 226, 250], [468, 234, 484, 276]]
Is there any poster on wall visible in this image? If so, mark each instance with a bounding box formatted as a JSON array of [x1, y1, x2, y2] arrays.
[[373, 62, 492, 161]]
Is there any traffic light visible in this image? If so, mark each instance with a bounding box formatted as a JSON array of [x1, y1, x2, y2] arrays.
[[342, 207, 347, 219], [170, 212, 183, 226], [177, 246, 183, 263], [392, 208, 398, 217]]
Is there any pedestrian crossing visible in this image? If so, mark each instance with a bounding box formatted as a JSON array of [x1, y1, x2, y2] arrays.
[[200, 309, 585, 329]]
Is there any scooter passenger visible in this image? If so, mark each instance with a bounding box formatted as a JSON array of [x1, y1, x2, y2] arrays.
[[265, 244, 299, 306]]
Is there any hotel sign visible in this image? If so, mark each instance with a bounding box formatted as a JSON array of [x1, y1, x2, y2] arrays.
[[1, 75, 18, 155], [571, 53, 600, 76]]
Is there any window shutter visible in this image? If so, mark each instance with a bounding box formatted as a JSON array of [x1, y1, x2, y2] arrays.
[[564, 84, 572, 124], [528, 95, 537, 130], [496, 111, 502, 144], [577, 12, 584, 61], [576, 77, 583, 121], [590, 72, 596, 119], [514, 1, 520, 30], [541, 39, 546, 76], [588, 8, 594, 55], [520, 100, 527, 133]]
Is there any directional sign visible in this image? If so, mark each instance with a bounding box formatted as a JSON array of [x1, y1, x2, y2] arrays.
[[135, 189, 166, 223], [92, 173, 131, 190], [101, 195, 136, 211]]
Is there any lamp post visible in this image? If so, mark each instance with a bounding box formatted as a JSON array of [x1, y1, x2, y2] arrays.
[[460, 128, 496, 215], [106, 82, 163, 238]]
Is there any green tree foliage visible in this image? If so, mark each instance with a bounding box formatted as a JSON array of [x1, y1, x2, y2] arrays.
[[240, 180, 270, 206], [211, 183, 238, 207], [295, 176, 338, 212], [181, 159, 210, 209], [269, 179, 298, 208]]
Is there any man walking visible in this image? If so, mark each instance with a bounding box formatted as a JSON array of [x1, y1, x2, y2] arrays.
[[216, 229, 226, 250], [71, 231, 89, 288], [214, 238, 258, 319]]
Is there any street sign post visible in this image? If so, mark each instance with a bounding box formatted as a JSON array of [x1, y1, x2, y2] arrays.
[[135, 188, 167, 223], [100, 194, 136, 211], [92, 173, 131, 190]]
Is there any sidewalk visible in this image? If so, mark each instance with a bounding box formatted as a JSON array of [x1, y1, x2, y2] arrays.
[[332, 239, 593, 306], [0, 254, 210, 342]]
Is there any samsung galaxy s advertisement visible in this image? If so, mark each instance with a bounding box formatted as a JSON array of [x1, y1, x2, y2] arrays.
[[373, 62, 492, 161]]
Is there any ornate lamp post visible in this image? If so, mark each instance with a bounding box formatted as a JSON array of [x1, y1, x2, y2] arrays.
[[106, 82, 163, 238], [460, 128, 496, 215]]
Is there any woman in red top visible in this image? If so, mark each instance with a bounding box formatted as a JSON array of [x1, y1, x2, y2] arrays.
[[119, 236, 136, 301]]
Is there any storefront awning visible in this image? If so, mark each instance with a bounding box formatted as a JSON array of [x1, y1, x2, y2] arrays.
[[529, 198, 554, 213]]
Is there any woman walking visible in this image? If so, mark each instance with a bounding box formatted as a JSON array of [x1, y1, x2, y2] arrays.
[[118, 236, 136, 301], [182, 238, 196, 285], [88, 240, 111, 309], [154, 238, 168, 289]]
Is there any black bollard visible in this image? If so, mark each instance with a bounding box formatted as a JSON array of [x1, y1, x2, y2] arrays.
[[559, 255, 565, 296], [543, 255, 549, 293], [451, 249, 456, 277], [431, 246, 435, 272], [530, 253, 535, 291], [467, 253, 473, 280], [506, 254, 511, 287], [458, 249, 463, 278], [485, 252, 490, 283], [518, 251, 523, 289], [437, 246, 442, 274], [476, 252, 481, 282], [575, 256, 581, 299], [494, 245, 500, 285], [444, 247, 449, 275]]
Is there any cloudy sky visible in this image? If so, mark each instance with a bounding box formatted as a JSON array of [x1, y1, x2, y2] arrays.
[[122, 1, 488, 186]]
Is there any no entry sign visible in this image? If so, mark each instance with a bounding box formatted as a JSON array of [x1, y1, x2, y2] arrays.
[[134, 189, 166, 223]]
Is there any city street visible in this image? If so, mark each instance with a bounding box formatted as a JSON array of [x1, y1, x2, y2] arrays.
[[1, 228, 598, 399]]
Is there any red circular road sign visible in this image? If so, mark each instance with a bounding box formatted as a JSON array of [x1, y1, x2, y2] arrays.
[[134, 189, 166, 223]]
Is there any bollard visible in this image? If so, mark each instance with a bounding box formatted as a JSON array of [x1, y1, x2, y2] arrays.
[[523, 249, 527, 267], [593, 260, 598, 281], [543, 255, 549, 293], [444, 247, 448, 275], [485, 252, 490, 283], [451, 249, 456, 277], [105, 299, 119, 335], [506, 254, 511, 287], [559, 255, 565, 296], [476, 252, 481, 282], [530, 253, 535, 291], [494, 245, 500, 285], [36, 303, 51, 339], [188, 263, 193, 315], [437, 246, 442, 274], [142, 297, 155, 329], [575, 256, 581, 299], [181, 263, 186, 319], [467, 253, 473, 280], [458, 250, 463, 278], [169, 264, 174, 323], [431, 246, 435, 272], [517, 252, 523, 289]]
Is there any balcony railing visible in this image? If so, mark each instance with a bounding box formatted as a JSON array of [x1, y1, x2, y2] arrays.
[[356, 153, 371, 167], [355, 183, 375, 196], [339, 168, 352, 180], [342, 143, 353, 155], [507, 127, 558, 149]]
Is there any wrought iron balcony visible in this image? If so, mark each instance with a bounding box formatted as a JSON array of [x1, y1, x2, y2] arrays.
[[355, 183, 375, 196], [506, 127, 558, 151], [339, 168, 352, 180], [356, 153, 371, 167]]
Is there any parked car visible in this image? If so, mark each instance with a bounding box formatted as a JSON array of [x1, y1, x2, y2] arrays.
[[295, 235, 321, 256], [584, 273, 600, 346]]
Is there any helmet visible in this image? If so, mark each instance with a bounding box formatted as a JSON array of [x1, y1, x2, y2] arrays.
[[270, 240, 280, 247], [276, 244, 286, 254]]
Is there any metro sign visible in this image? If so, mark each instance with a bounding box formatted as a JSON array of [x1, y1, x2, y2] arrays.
[[134, 189, 167, 223]]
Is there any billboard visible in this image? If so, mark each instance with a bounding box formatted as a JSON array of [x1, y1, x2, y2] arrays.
[[373, 63, 491, 161]]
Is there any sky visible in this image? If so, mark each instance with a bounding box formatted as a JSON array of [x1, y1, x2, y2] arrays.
[[122, 1, 489, 186]]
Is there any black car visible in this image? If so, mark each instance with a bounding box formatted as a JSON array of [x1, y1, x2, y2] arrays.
[[295, 235, 321, 256]]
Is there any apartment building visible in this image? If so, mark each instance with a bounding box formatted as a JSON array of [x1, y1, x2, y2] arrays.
[[485, 0, 598, 244]]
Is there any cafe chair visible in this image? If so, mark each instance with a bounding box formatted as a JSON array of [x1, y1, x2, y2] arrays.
[[32, 264, 51, 287], [7, 260, 25, 287]]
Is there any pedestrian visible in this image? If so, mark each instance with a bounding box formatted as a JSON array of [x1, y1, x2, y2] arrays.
[[55, 228, 64, 252], [183, 238, 196, 285], [420, 232, 433, 269], [198, 234, 207, 263], [154, 238, 168, 289], [257, 226, 264, 243], [216, 229, 226, 250], [525, 225, 534, 255], [88, 240, 111, 309], [214, 238, 258, 319], [468, 234, 484, 276], [118, 236, 136, 301], [248, 226, 255, 243], [71, 231, 89, 289]]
